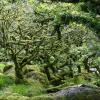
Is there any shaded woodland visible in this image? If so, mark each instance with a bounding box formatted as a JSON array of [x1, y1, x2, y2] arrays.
[[0, 0, 100, 100]]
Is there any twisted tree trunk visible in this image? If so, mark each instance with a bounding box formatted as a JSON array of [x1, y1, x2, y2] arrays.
[[11, 53, 23, 84]]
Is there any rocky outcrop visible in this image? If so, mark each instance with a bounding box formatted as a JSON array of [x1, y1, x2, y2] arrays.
[[54, 84, 100, 100]]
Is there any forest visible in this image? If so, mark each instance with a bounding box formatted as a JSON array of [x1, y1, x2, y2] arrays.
[[0, 0, 100, 100]]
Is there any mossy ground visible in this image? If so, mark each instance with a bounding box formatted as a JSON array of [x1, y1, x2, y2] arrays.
[[0, 67, 99, 100]]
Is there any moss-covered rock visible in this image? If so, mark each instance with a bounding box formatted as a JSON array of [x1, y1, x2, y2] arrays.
[[3, 65, 13, 73], [3, 64, 15, 77], [25, 71, 48, 85]]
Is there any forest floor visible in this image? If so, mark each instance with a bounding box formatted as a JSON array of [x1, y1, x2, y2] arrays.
[[0, 63, 100, 100]]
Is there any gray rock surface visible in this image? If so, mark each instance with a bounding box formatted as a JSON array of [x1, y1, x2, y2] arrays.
[[54, 84, 100, 100]]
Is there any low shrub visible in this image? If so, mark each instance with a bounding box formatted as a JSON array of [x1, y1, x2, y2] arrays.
[[11, 80, 45, 96], [0, 75, 14, 88]]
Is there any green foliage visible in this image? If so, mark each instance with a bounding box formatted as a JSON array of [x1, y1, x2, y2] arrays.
[[11, 84, 31, 96], [0, 64, 5, 68], [0, 63, 5, 72], [0, 0, 100, 99], [11, 80, 44, 96], [0, 75, 14, 88], [0, 93, 29, 100], [31, 95, 55, 100]]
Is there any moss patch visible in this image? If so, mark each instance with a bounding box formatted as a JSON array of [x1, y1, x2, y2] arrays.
[[0, 75, 14, 89]]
